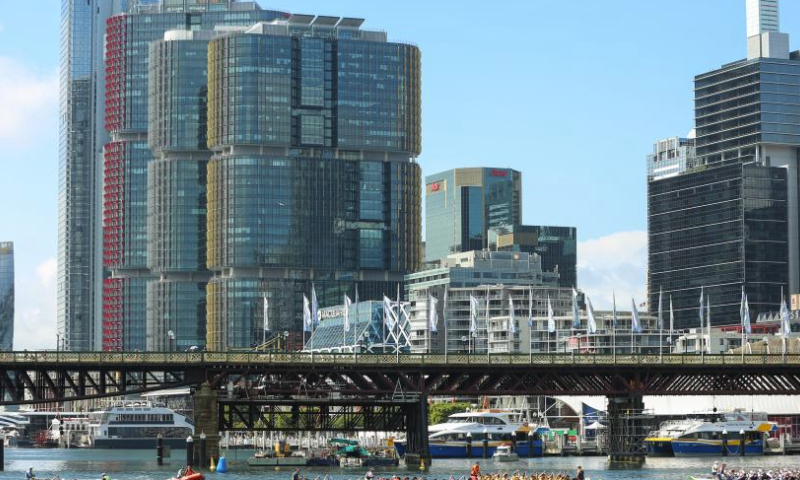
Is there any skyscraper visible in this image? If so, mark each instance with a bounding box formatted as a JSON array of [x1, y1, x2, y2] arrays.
[[0, 242, 13, 351], [204, 17, 421, 350], [647, 0, 798, 327], [425, 168, 522, 263], [102, 3, 289, 351], [59, 0, 128, 351]]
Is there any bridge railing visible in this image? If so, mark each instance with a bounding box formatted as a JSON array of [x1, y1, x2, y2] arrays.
[[2, 351, 800, 366]]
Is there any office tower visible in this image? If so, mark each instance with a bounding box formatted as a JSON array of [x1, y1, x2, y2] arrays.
[[0, 242, 13, 351], [425, 168, 522, 263], [145, 30, 216, 351], [647, 0, 799, 328], [648, 164, 787, 329], [59, 0, 129, 351], [488, 225, 578, 288], [204, 17, 422, 350], [102, 3, 288, 351], [646, 136, 696, 181]]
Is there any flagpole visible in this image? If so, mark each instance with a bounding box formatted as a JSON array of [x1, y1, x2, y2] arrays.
[[444, 287, 449, 361]]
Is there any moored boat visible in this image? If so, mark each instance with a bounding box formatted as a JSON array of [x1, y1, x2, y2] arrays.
[[492, 444, 519, 462], [394, 409, 546, 459], [669, 410, 776, 457]]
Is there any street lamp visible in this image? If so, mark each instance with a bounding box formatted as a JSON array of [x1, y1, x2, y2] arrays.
[[167, 329, 175, 352], [283, 330, 290, 352]]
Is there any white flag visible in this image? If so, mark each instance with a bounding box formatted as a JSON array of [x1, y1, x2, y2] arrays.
[[657, 287, 664, 331], [509, 295, 516, 335], [311, 284, 319, 327], [631, 297, 642, 333], [428, 295, 439, 333], [586, 296, 597, 334], [572, 288, 581, 329], [612, 292, 618, 328], [383, 295, 394, 330], [527, 287, 534, 327], [303, 295, 312, 332], [344, 294, 352, 333], [547, 296, 556, 333], [781, 293, 791, 338], [469, 295, 479, 335], [743, 295, 751, 335], [263, 295, 270, 332], [699, 286, 705, 329]]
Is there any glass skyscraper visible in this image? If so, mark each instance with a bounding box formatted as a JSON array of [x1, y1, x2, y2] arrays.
[[425, 168, 521, 263], [647, 0, 798, 328], [59, 0, 129, 351], [648, 163, 788, 329], [0, 242, 13, 351], [204, 17, 421, 350], [102, 3, 289, 351]]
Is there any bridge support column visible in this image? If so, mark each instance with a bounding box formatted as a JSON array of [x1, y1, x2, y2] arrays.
[[404, 395, 431, 468], [606, 395, 647, 467], [193, 382, 220, 467]]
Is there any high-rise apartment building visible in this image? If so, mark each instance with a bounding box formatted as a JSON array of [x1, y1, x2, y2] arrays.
[[59, 0, 129, 351], [647, 0, 798, 328], [204, 18, 421, 350], [102, 3, 288, 351], [0, 242, 13, 351], [425, 168, 521, 263], [487, 225, 578, 288]]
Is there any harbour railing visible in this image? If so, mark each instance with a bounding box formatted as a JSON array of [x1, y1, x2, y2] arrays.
[[1, 351, 800, 366]]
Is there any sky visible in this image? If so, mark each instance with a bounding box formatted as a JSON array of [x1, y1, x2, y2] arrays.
[[0, 0, 798, 349]]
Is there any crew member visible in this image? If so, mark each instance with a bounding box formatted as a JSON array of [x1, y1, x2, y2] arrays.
[[25, 468, 35, 480], [574, 466, 585, 480]]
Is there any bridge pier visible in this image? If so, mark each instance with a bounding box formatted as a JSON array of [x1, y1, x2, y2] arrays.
[[404, 395, 431, 468], [606, 395, 647, 467], [193, 382, 220, 468]]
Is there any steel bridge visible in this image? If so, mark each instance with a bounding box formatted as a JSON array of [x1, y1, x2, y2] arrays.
[[4, 351, 799, 464], [2, 351, 800, 403]]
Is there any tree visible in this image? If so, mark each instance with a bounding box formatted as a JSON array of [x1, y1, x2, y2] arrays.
[[428, 402, 471, 425]]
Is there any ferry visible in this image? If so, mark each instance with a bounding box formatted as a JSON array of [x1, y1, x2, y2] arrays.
[[668, 410, 776, 457], [394, 410, 546, 458], [645, 409, 774, 457], [88, 402, 194, 449]]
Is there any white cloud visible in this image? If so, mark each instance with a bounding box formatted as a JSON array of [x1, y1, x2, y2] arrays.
[[578, 231, 648, 311], [14, 257, 57, 350], [0, 56, 58, 148]]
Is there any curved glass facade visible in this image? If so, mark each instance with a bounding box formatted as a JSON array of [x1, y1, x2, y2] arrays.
[[147, 157, 208, 273], [148, 38, 210, 153], [103, 6, 286, 351], [205, 25, 422, 348], [207, 35, 292, 149], [146, 279, 206, 351]]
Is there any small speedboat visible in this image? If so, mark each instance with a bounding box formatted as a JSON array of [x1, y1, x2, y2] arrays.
[[492, 444, 519, 462]]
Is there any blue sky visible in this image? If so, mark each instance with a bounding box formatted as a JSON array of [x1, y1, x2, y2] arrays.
[[0, 0, 798, 348]]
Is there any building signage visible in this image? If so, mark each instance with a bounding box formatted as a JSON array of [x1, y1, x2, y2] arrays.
[[319, 307, 346, 320], [490, 169, 508, 177], [426, 180, 445, 194]]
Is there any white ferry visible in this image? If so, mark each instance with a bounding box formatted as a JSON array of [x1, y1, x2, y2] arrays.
[[646, 409, 776, 457], [394, 410, 546, 458], [88, 402, 194, 449]]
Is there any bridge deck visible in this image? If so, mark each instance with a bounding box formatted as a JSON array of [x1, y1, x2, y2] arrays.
[[1, 351, 799, 366]]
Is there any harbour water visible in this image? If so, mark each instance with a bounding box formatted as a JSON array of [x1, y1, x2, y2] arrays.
[[3, 449, 800, 480]]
